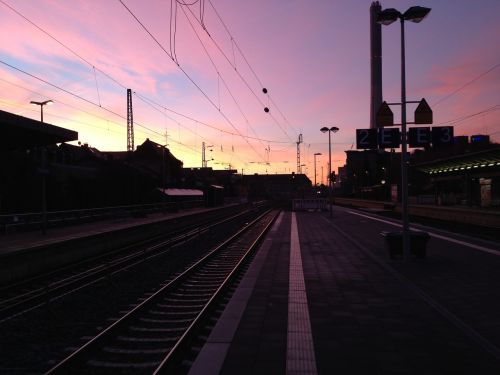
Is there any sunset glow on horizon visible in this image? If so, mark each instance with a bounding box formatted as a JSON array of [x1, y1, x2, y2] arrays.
[[1, 0, 499, 180]]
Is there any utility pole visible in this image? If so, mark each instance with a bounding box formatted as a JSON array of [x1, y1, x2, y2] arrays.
[[202, 141, 206, 167], [202, 142, 213, 167], [296, 133, 303, 174]]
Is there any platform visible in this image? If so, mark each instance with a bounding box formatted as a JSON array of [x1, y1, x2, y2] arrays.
[[0, 206, 214, 255], [191, 207, 500, 374]]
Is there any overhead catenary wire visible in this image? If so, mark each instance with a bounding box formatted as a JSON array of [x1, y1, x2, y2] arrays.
[[200, 4, 295, 142], [0, 80, 201, 157], [133, 92, 291, 144], [0, 0, 291, 151], [179, 0, 295, 141], [118, 0, 269, 163], [0, 0, 282, 167], [0, 60, 204, 154], [433, 62, 500, 107], [133, 92, 259, 167], [206, 0, 298, 136], [179, 4, 267, 150], [434, 103, 500, 127], [0, 0, 127, 91]]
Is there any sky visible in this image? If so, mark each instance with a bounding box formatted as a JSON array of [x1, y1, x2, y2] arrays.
[[1, 0, 499, 182]]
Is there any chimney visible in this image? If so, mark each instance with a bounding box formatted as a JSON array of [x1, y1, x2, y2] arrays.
[[370, 1, 382, 129]]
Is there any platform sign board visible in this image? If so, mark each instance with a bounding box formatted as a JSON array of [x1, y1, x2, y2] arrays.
[[356, 128, 377, 149], [414, 98, 433, 124], [378, 128, 400, 148], [376, 101, 394, 127], [431, 126, 454, 146], [408, 127, 431, 147], [356, 126, 453, 149]]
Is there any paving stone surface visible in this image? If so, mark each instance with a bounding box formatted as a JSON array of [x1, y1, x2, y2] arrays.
[[213, 208, 500, 374], [298, 209, 500, 374]]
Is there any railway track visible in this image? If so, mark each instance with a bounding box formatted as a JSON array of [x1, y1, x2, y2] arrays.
[[45, 209, 277, 374], [0, 204, 266, 323]]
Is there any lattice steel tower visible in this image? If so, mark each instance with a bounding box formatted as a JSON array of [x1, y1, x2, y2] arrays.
[[127, 89, 134, 152], [296, 133, 303, 174]]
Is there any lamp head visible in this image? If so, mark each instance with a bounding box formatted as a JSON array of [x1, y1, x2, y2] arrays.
[[330, 126, 339, 133], [30, 99, 53, 106], [403, 6, 431, 23], [320, 127, 329, 133], [314, 152, 322, 156], [376, 8, 401, 25]]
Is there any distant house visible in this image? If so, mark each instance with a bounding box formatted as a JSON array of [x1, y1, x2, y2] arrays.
[[106, 138, 183, 188]]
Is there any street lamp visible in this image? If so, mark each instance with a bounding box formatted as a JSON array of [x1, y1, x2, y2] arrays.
[[314, 153, 322, 186], [30, 99, 53, 234], [320, 126, 339, 217], [377, 5, 431, 259], [30, 99, 53, 123]]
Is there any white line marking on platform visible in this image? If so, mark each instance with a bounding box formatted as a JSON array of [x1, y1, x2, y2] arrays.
[[347, 210, 500, 256], [287, 213, 317, 375]]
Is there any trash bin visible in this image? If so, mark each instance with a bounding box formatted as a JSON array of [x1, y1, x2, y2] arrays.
[[380, 230, 430, 259]]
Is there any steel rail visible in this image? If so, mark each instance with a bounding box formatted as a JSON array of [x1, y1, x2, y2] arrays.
[[45, 209, 275, 374], [153, 209, 279, 374], [0, 205, 265, 322]]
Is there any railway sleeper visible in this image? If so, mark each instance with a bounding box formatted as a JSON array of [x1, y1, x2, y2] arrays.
[[87, 358, 161, 369]]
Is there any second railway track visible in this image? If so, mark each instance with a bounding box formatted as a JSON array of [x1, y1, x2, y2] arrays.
[[0, 204, 265, 322]]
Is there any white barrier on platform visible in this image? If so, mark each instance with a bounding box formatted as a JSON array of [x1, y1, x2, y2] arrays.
[[292, 198, 328, 211]]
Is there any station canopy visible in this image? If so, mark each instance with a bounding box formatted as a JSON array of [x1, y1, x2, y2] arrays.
[[0, 109, 78, 150], [414, 147, 500, 175]]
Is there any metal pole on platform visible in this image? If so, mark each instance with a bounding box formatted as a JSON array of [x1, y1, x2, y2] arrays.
[[320, 127, 339, 218], [30, 99, 53, 235], [314, 153, 321, 187], [377, 5, 430, 259]]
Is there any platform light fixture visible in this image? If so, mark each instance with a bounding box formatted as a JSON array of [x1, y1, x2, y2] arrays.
[[377, 5, 430, 259], [30, 99, 53, 123], [320, 126, 339, 218]]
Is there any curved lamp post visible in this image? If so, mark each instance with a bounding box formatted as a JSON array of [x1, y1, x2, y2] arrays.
[[377, 5, 431, 258], [30, 99, 54, 234], [320, 126, 339, 217], [30, 99, 53, 123]]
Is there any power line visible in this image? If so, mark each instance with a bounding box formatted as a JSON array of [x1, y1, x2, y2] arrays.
[[179, 4, 267, 149], [206, 0, 297, 136], [434, 103, 500, 127], [0, 0, 127, 90], [1, 0, 290, 153], [133, 92, 256, 167], [118, 0, 271, 163], [0, 59, 181, 148], [133, 92, 291, 144], [433, 62, 500, 107], [179, 0, 295, 141], [0, 76, 191, 152], [4, 0, 286, 144], [0, 5, 258, 166]]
